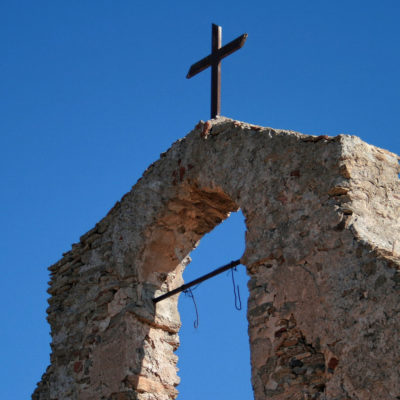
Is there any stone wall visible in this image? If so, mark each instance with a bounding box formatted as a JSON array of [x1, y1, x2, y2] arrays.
[[33, 118, 400, 399]]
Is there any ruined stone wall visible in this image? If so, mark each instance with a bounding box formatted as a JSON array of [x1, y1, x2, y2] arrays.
[[33, 118, 400, 400]]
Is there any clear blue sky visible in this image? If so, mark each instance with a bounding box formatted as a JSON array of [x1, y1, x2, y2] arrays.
[[1, 1, 400, 399]]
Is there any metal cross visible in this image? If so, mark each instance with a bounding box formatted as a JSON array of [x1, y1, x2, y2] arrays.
[[186, 24, 248, 119]]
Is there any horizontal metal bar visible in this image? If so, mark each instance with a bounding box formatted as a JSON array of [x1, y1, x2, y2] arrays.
[[152, 259, 241, 303], [186, 53, 214, 79], [216, 33, 247, 62], [186, 33, 248, 79]]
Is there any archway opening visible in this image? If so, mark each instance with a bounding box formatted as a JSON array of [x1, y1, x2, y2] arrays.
[[176, 210, 252, 399]]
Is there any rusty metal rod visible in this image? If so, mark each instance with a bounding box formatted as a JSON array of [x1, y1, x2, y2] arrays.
[[211, 23, 222, 119], [186, 33, 248, 79], [152, 259, 241, 303]]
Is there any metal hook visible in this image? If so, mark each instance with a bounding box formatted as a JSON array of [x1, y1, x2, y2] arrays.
[[184, 288, 199, 328], [231, 267, 242, 311]]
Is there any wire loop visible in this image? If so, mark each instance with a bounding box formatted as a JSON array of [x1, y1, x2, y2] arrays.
[[184, 288, 199, 328], [231, 267, 242, 310]]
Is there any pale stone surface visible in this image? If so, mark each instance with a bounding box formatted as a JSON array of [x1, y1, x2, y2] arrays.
[[33, 118, 400, 399]]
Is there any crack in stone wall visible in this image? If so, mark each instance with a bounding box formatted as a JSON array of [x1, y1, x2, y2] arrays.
[[33, 118, 400, 399]]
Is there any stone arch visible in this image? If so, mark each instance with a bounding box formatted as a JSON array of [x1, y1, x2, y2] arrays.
[[175, 209, 250, 398], [34, 118, 400, 400]]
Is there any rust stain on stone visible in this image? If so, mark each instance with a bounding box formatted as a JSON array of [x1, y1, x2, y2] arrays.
[[179, 166, 186, 181], [328, 357, 339, 371]]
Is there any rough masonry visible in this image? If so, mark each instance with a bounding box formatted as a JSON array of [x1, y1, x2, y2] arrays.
[[33, 118, 400, 399]]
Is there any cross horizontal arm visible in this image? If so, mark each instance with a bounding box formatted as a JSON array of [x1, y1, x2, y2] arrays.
[[152, 259, 241, 303], [186, 33, 248, 79]]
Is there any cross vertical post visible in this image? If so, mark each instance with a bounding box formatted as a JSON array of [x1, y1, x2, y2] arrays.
[[211, 24, 222, 119]]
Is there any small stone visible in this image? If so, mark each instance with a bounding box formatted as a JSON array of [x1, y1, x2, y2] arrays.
[[289, 358, 304, 368]]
